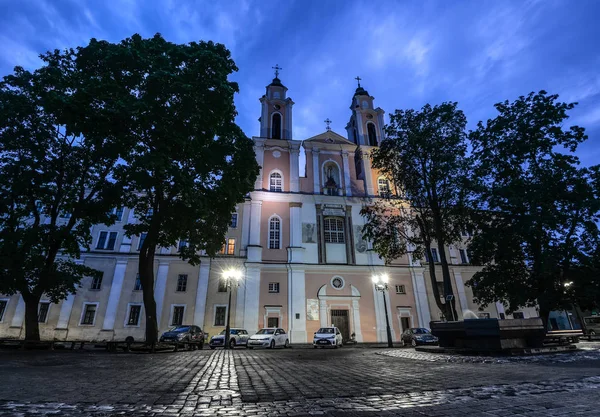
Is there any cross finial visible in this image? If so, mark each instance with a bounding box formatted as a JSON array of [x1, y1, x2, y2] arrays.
[[324, 118, 332, 131], [355, 76, 362, 88], [272, 64, 282, 78]]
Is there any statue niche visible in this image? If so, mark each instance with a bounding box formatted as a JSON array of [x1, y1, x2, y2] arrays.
[[322, 162, 341, 196]]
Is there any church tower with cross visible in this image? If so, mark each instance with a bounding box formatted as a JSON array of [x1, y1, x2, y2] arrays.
[[259, 65, 294, 140], [345, 76, 385, 147]]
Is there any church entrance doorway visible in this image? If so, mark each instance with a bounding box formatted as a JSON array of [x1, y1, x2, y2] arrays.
[[331, 310, 350, 342]]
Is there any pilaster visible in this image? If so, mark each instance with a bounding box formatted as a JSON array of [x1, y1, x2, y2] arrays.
[[193, 261, 211, 328], [247, 199, 263, 262], [453, 271, 469, 316], [10, 296, 25, 328], [289, 266, 307, 343], [410, 269, 432, 328], [289, 144, 300, 192], [341, 151, 352, 197], [362, 151, 375, 196], [154, 259, 170, 330], [254, 139, 266, 190], [56, 258, 84, 330], [243, 266, 261, 333], [312, 149, 320, 194], [102, 259, 129, 331]]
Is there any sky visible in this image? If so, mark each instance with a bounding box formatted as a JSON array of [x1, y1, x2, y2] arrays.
[[1, 0, 600, 167]]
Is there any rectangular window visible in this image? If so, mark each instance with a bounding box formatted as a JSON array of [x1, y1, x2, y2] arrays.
[[267, 317, 279, 328], [96, 231, 118, 250], [270, 173, 283, 192], [459, 249, 468, 264], [323, 218, 345, 243], [90, 274, 103, 290], [395, 285, 406, 294], [269, 217, 281, 249], [430, 248, 439, 263], [478, 312, 491, 319], [226, 238, 235, 255], [218, 278, 228, 293], [115, 207, 124, 221], [60, 212, 72, 219], [269, 282, 280, 293], [512, 312, 525, 319], [230, 213, 238, 228], [0, 300, 7, 321], [378, 178, 390, 197], [81, 304, 97, 325], [176, 274, 188, 292], [214, 306, 226, 326], [134, 274, 142, 291], [137, 233, 147, 250], [178, 239, 188, 252], [171, 306, 185, 326], [127, 305, 142, 326], [38, 302, 50, 323]]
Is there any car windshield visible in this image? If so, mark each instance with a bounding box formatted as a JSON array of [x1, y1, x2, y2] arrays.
[[317, 328, 334, 334], [169, 326, 190, 333], [413, 328, 430, 334], [256, 329, 275, 335], [219, 329, 238, 335]]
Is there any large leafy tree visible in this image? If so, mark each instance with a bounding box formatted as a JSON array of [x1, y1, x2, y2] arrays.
[[0, 51, 126, 340], [361, 102, 470, 321], [76, 34, 259, 345], [467, 91, 600, 328]]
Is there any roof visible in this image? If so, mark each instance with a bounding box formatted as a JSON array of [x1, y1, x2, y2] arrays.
[[304, 130, 354, 145]]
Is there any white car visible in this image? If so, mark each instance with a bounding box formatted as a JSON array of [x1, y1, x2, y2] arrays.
[[313, 326, 343, 348], [247, 328, 289, 349]]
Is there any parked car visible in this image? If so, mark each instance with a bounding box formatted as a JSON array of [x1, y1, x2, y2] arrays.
[[159, 325, 205, 348], [247, 328, 289, 349], [400, 328, 438, 347], [209, 328, 250, 349], [583, 316, 600, 340], [313, 326, 343, 348]]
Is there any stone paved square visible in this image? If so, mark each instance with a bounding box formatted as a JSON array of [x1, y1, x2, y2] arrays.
[[1, 343, 600, 416]]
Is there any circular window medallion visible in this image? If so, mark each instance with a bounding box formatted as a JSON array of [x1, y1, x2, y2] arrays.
[[366, 114, 374, 119], [274, 104, 281, 110], [273, 150, 281, 158], [331, 276, 345, 290]]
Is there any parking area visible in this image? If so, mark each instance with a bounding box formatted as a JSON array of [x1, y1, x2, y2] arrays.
[[1, 343, 600, 416]]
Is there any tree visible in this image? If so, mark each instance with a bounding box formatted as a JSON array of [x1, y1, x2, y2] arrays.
[[75, 34, 259, 345], [0, 51, 126, 340], [361, 102, 470, 321], [467, 91, 600, 328]]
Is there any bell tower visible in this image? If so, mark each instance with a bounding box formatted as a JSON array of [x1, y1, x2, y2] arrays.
[[345, 76, 385, 147], [259, 65, 294, 140]]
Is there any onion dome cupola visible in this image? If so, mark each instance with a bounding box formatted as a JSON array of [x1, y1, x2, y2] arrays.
[[259, 64, 295, 140], [345, 76, 385, 147]]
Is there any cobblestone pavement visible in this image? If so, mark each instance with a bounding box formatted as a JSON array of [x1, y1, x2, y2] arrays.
[[1, 343, 600, 416]]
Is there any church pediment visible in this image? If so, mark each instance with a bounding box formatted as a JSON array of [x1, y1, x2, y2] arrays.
[[304, 131, 354, 145]]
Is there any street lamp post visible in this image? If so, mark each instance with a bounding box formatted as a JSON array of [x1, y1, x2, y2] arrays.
[[223, 269, 243, 350], [372, 273, 394, 348]]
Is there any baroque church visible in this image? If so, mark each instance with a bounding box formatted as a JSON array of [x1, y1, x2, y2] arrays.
[[0, 71, 536, 343]]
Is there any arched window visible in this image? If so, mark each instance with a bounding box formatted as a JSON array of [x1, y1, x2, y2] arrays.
[[367, 123, 378, 146], [269, 216, 281, 249], [378, 177, 390, 197], [271, 113, 282, 139], [269, 172, 283, 192], [323, 217, 345, 243]]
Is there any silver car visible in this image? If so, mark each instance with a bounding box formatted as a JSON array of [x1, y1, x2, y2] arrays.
[[209, 328, 250, 349]]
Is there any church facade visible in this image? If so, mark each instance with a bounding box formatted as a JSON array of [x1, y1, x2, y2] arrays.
[[0, 75, 536, 343]]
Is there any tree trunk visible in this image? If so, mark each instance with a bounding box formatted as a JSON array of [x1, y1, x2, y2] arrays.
[[139, 245, 158, 345], [438, 244, 458, 321], [23, 292, 42, 341], [424, 242, 446, 316]]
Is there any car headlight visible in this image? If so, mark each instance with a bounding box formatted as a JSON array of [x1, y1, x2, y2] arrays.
[[327, 335, 335, 339]]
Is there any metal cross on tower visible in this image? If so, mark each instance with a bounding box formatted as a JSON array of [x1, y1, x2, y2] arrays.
[[324, 118, 332, 131], [272, 64, 282, 78], [355, 76, 362, 88]]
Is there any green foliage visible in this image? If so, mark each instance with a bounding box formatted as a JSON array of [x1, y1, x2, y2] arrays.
[[467, 91, 600, 316]]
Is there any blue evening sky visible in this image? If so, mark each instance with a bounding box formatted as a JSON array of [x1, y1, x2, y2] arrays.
[[1, 0, 599, 167]]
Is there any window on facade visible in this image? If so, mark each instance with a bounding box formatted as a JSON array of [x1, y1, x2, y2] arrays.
[[367, 123, 378, 146], [427, 248, 439, 263], [270, 172, 283, 192], [499, 313, 506, 320], [214, 306, 226, 326], [176, 274, 188, 292], [90, 274, 103, 290], [137, 233, 147, 251], [267, 317, 279, 328], [134, 274, 142, 291], [127, 305, 142, 326], [60, 212, 72, 219], [354, 151, 362, 178], [81, 304, 97, 325], [512, 312, 525, 319], [378, 178, 390, 197], [220, 238, 235, 255], [171, 306, 185, 326], [178, 239, 188, 252], [269, 217, 281, 249], [323, 218, 345, 243], [230, 213, 238, 228], [269, 282, 280, 293], [38, 302, 50, 323], [218, 278, 228, 292], [478, 312, 491, 319], [459, 249, 468, 264], [271, 113, 282, 139], [115, 207, 124, 221], [395, 285, 406, 294], [96, 231, 118, 250], [0, 300, 6, 321]]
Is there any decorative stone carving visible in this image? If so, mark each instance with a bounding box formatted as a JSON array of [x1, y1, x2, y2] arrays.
[[307, 299, 319, 321], [354, 225, 367, 253], [302, 223, 317, 243]]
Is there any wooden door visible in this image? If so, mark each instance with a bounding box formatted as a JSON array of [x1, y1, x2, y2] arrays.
[[331, 310, 350, 342]]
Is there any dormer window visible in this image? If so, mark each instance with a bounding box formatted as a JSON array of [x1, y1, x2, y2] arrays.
[[270, 172, 283, 192]]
